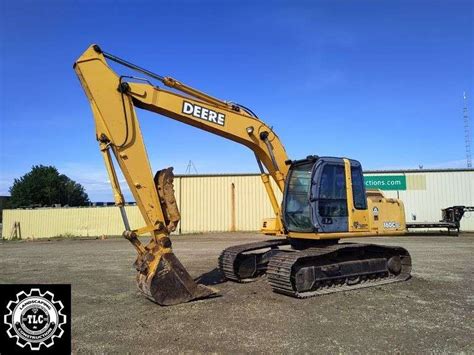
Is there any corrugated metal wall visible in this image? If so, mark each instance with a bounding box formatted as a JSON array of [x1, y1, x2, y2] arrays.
[[366, 170, 474, 231], [2, 170, 473, 239], [2, 206, 144, 239], [2, 175, 282, 238], [179, 175, 280, 233]]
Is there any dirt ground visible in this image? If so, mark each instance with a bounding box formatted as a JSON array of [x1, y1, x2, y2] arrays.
[[1, 233, 473, 353]]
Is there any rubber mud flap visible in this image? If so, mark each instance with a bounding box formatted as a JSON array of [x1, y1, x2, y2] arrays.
[[138, 253, 217, 306]]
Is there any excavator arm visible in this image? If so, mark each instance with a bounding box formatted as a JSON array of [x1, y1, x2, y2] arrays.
[[74, 44, 289, 305]]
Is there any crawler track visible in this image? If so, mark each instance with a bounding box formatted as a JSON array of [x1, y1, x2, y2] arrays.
[[218, 239, 289, 282], [267, 243, 411, 298]]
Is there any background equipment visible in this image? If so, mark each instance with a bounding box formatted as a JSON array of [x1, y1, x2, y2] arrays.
[[406, 205, 474, 235]]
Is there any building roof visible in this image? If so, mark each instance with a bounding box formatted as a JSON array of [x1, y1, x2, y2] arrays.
[[364, 168, 474, 174], [175, 168, 473, 178]]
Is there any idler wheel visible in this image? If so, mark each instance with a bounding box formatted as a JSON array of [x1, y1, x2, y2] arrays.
[[387, 256, 402, 275]]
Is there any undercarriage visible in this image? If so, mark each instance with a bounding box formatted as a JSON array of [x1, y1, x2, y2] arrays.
[[219, 239, 411, 298]]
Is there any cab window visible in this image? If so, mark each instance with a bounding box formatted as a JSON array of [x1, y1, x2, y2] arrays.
[[284, 163, 313, 232], [318, 164, 348, 217], [351, 166, 367, 210]]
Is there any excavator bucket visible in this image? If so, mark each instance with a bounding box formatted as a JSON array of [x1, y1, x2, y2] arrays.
[[123, 168, 217, 306], [137, 252, 217, 306], [125, 231, 217, 306]]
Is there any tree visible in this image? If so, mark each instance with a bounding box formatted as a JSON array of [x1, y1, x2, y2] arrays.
[[9, 165, 90, 208]]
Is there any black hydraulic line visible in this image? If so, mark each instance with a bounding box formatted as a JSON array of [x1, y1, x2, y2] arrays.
[[116, 75, 160, 149], [94, 45, 165, 83], [235, 103, 259, 119], [116, 77, 131, 148], [227, 100, 260, 119], [265, 140, 279, 171], [94, 46, 263, 121], [94, 46, 268, 148], [95, 46, 265, 124], [254, 153, 265, 174], [260, 131, 279, 171]]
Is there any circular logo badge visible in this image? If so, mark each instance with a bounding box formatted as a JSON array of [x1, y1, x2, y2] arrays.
[[4, 289, 66, 350], [372, 207, 379, 217]]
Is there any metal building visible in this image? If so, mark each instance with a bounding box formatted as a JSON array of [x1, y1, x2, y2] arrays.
[[364, 168, 474, 231], [2, 169, 473, 239]]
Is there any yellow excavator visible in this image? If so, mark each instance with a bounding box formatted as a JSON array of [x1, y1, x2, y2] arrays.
[[74, 45, 411, 306]]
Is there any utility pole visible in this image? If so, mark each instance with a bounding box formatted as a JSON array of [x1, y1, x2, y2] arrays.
[[464, 92, 472, 168]]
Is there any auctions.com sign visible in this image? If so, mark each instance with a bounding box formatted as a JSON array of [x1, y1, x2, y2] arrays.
[[363, 175, 407, 191]]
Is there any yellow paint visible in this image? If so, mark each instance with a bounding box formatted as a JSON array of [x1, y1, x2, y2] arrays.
[[344, 158, 370, 233]]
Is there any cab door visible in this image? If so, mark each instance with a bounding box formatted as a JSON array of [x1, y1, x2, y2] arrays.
[[346, 159, 370, 232], [310, 158, 349, 233], [282, 161, 315, 233]]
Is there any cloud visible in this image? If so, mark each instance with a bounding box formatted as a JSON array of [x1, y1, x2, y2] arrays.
[[56, 162, 132, 201]]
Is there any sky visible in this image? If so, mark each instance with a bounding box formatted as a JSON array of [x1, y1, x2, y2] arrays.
[[0, 0, 473, 201]]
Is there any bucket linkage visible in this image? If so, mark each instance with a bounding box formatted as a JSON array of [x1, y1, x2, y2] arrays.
[[122, 168, 216, 306]]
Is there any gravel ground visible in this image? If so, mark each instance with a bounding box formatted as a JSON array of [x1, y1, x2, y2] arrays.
[[0, 233, 473, 353]]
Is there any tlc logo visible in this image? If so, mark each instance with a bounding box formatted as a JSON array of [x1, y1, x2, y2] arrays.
[[25, 315, 46, 324]]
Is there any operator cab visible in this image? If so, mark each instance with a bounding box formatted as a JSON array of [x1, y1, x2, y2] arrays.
[[283, 156, 367, 233]]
